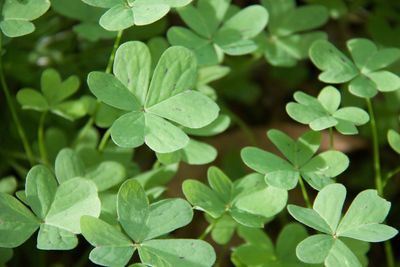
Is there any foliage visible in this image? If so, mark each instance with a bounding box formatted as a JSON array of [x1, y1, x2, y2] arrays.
[[0, 0, 399, 266]]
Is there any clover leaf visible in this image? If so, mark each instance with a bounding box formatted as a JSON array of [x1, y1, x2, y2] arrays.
[[88, 41, 220, 153], [388, 129, 400, 154], [81, 0, 192, 31], [156, 114, 231, 165], [17, 68, 88, 121], [241, 129, 349, 190], [0, 165, 101, 250], [167, 1, 268, 65], [183, 167, 288, 228], [232, 223, 322, 267], [259, 0, 328, 67], [288, 183, 398, 267], [286, 86, 370, 134], [80, 179, 216, 267], [0, 0, 50, 37], [310, 38, 400, 98], [0, 176, 17, 194]]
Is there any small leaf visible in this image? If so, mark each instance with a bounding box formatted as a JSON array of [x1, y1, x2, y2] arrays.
[[37, 224, 78, 250], [207, 167, 233, 203], [16, 89, 48, 111], [55, 148, 85, 184], [110, 111, 145, 148], [388, 129, 400, 154], [287, 205, 332, 234]]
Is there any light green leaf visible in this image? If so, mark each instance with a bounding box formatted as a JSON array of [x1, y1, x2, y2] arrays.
[[0, 20, 35, 37], [41, 69, 80, 105], [131, 1, 170, 26], [313, 184, 346, 233], [287, 205, 331, 234], [80, 216, 134, 267], [87, 71, 141, 111], [0, 193, 39, 248], [367, 71, 400, 92], [0, 176, 17, 194], [113, 41, 151, 104], [117, 179, 149, 242], [110, 111, 145, 148], [99, 4, 134, 31], [144, 113, 189, 153], [147, 90, 219, 129], [309, 40, 358, 83], [276, 223, 309, 262], [182, 179, 226, 218], [318, 86, 341, 114], [139, 239, 216, 267], [45, 178, 101, 234], [181, 139, 217, 165], [146, 46, 197, 107], [37, 224, 78, 250], [183, 114, 231, 136], [55, 148, 85, 184], [25, 165, 57, 219], [348, 75, 377, 98], [230, 208, 265, 228], [207, 167, 233, 203], [210, 214, 236, 245], [388, 129, 400, 154], [85, 161, 126, 191], [16, 89, 48, 111], [296, 235, 333, 264], [177, 5, 213, 37]]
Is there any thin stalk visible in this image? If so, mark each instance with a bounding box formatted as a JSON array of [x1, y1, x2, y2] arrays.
[[0, 34, 35, 165], [198, 222, 215, 240], [38, 111, 49, 165], [298, 176, 312, 208], [98, 128, 111, 152], [366, 98, 395, 267], [329, 127, 334, 149], [384, 166, 400, 187], [105, 30, 123, 74], [365, 98, 383, 195]]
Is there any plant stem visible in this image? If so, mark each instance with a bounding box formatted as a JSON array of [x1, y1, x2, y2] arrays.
[[329, 127, 334, 149], [366, 98, 395, 267], [0, 34, 35, 165], [38, 112, 49, 165], [98, 128, 111, 152], [72, 117, 94, 147], [198, 222, 215, 240], [105, 30, 123, 74], [298, 176, 312, 208], [365, 98, 383, 196], [384, 166, 400, 187]]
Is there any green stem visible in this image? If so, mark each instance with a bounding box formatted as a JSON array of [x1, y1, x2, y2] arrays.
[[0, 34, 35, 165], [298, 176, 312, 208], [72, 117, 94, 147], [105, 30, 123, 74], [329, 127, 334, 149], [384, 166, 400, 187], [152, 160, 161, 169], [366, 98, 395, 267], [365, 98, 383, 196], [98, 128, 111, 152], [38, 112, 49, 165], [198, 222, 215, 240]]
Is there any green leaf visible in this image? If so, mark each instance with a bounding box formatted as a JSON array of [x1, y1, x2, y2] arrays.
[[318, 86, 341, 114], [139, 239, 216, 267], [367, 71, 400, 92], [85, 161, 126, 191], [183, 114, 231, 136], [16, 89, 48, 111], [143, 198, 193, 240], [130, 1, 170, 26], [99, 4, 134, 31], [207, 167, 233, 203], [287, 205, 331, 234], [313, 183, 346, 233], [230, 208, 265, 228], [25, 165, 57, 219], [182, 180, 226, 218], [80, 216, 134, 267], [147, 90, 219, 129], [117, 179, 149, 242], [110, 111, 145, 148], [337, 190, 398, 242], [41, 69, 80, 105], [348, 75, 377, 98], [55, 148, 85, 184], [113, 41, 151, 104], [0, 176, 17, 194], [0, 20, 35, 37], [146, 46, 197, 107], [0, 193, 39, 248], [276, 223, 309, 262], [45, 178, 101, 234], [144, 113, 189, 153], [177, 5, 213, 38], [388, 129, 400, 154], [180, 139, 217, 165], [309, 40, 358, 83], [210, 214, 236, 245], [37, 224, 78, 250], [87, 71, 141, 111]]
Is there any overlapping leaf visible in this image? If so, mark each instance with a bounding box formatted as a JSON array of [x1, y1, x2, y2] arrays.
[[88, 41, 220, 153], [183, 167, 287, 229], [288, 183, 397, 267], [388, 129, 400, 154], [0, 0, 50, 37], [0, 165, 101, 250], [167, 0, 269, 65], [259, 0, 329, 66], [17, 69, 88, 121], [81, 0, 193, 31], [81, 179, 216, 267], [241, 129, 349, 190], [286, 86, 369, 134], [310, 38, 400, 98]]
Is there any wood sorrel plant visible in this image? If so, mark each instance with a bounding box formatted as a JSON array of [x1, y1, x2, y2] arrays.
[[0, 0, 399, 266]]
